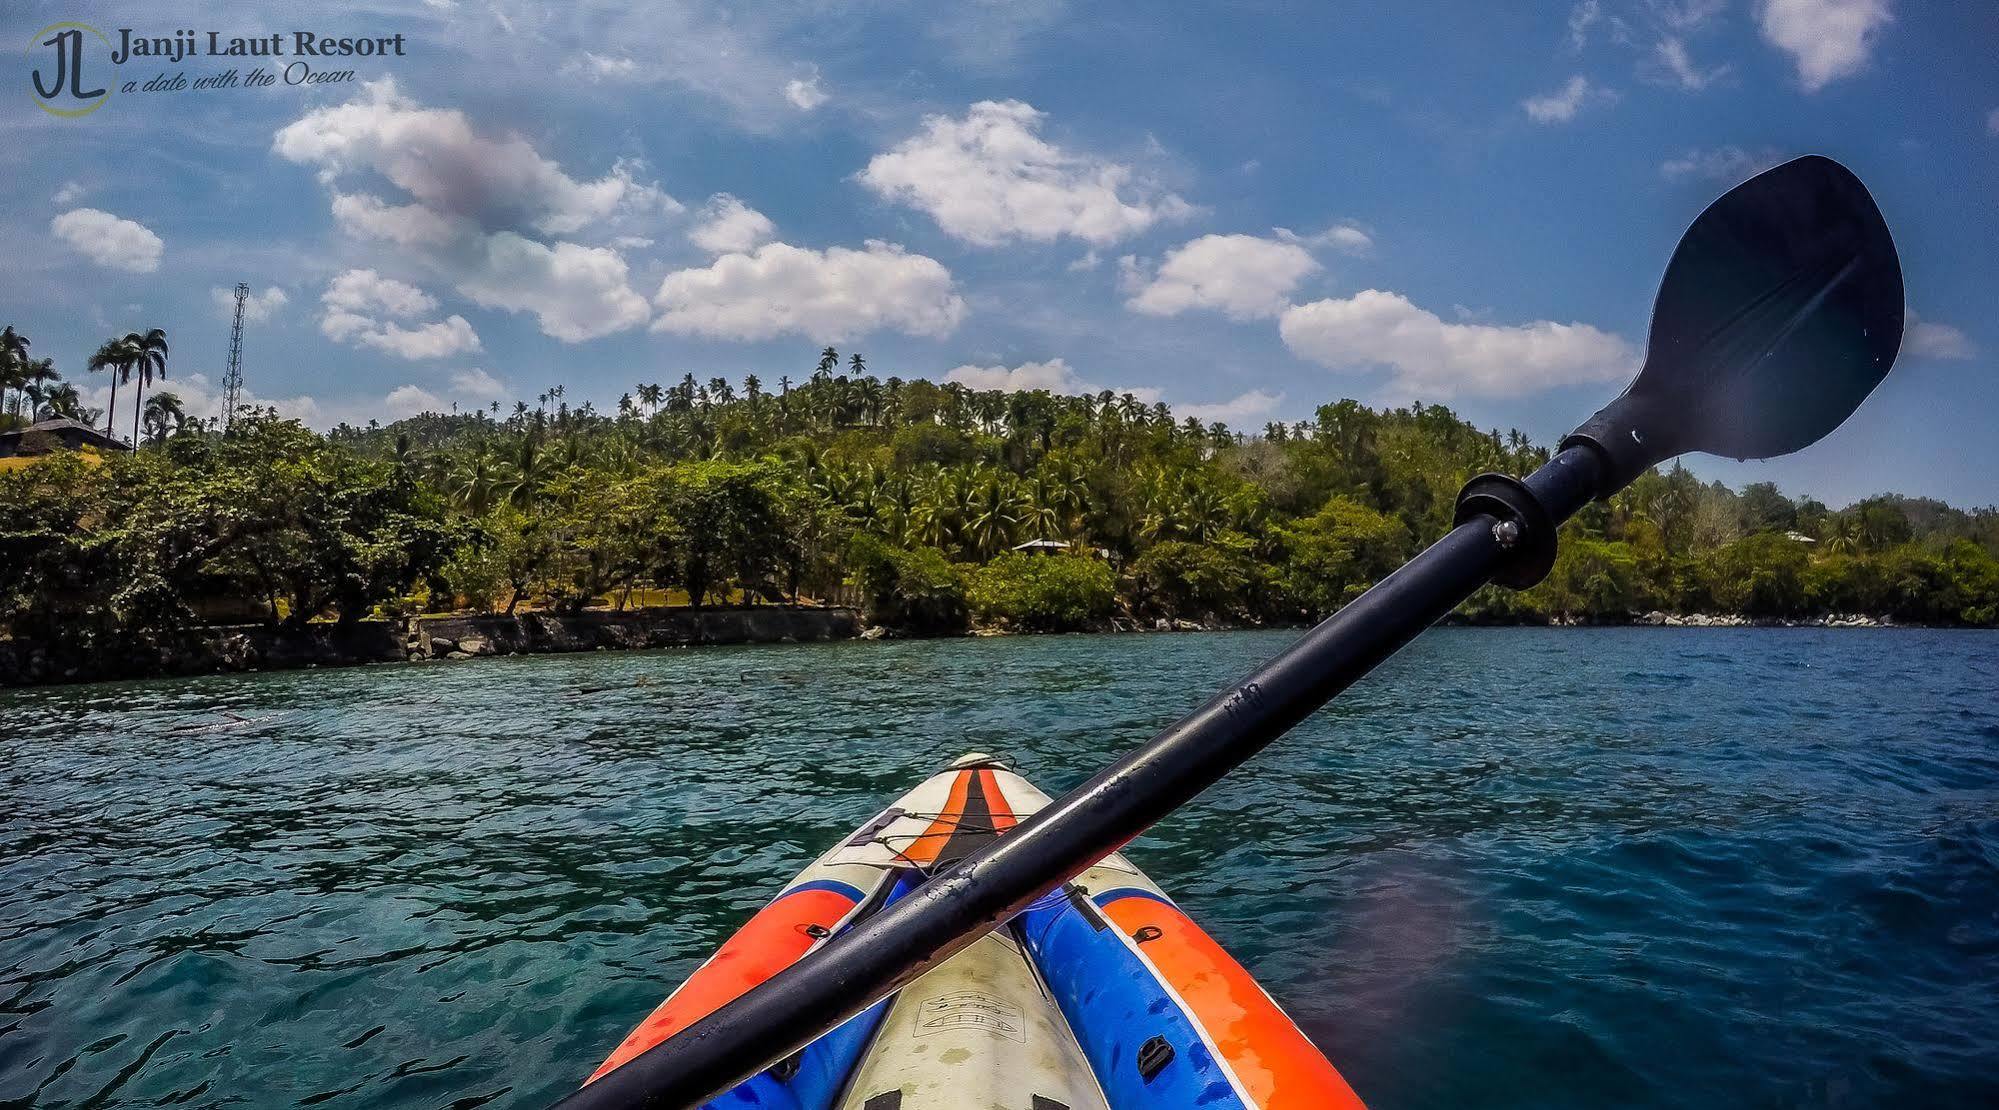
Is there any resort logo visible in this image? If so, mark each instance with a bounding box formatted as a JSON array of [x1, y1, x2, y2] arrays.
[[26, 23, 111, 117], [25, 22, 408, 117]]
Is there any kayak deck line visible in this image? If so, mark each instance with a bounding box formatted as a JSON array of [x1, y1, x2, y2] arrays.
[[583, 756, 1364, 1109]]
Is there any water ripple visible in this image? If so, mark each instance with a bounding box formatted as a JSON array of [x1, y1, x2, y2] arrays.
[[3, 629, 1996, 1107]]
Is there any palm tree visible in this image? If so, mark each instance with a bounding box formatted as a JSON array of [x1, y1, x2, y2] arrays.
[[42, 382, 88, 423], [816, 347, 839, 379], [0, 327, 30, 423], [966, 474, 1022, 559], [447, 447, 501, 515], [87, 336, 135, 436], [141, 390, 187, 443], [17, 358, 59, 422], [118, 328, 168, 444]]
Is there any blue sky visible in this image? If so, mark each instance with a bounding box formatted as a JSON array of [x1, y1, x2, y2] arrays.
[[5, 0, 1994, 507]]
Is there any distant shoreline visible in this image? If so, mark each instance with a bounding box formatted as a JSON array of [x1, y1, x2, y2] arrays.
[[3, 607, 1976, 690]]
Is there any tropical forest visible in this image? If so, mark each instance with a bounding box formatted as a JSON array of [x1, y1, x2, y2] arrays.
[[4, 330, 1998, 662]]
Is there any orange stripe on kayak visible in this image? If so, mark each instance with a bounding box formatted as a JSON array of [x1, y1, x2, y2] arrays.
[[1101, 896, 1367, 1110], [586, 886, 858, 1083], [978, 769, 1017, 831], [902, 770, 973, 866]]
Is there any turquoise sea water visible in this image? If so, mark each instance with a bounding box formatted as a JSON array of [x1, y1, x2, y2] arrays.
[[3, 628, 1996, 1108]]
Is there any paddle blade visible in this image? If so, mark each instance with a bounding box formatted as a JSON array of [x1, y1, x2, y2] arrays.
[[1564, 155, 1903, 492]]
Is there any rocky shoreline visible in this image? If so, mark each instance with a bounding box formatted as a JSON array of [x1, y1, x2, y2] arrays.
[[0, 607, 862, 688], [0, 607, 1938, 688]]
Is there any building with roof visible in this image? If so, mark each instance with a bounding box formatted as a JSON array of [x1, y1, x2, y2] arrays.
[[0, 417, 130, 459]]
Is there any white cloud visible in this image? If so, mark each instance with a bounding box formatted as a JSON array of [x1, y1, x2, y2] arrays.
[[689, 194, 776, 253], [653, 240, 963, 342], [1987, 107, 1998, 135], [276, 81, 663, 343], [1521, 75, 1615, 123], [571, 52, 638, 80], [1568, 0, 1602, 50], [1177, 389, 1283, 424], [1650, 37, 1729, 90], [1660, 145, 1784, 181], [80, 371, 318, 428], [319, 269, 482, 359], [859, 100, 1194, 247], [385, 384, 447, 417], [455, 233, 651, 342], [1124, 234, 1321, 321], [941, 359, 1275, 427], [1904, 312, 1975, 360], [274, 79, 678, 235], [323, 269, 438, 319], [1279, 289, 1635, 399], [1758, 0, 1891, 92], [51, 208, 163, 273], [331, 192, 461, 246], [449, 367, 509, 401], [52, 181, 88, 205], [211, 285, 289, 323], [1275, 222, 1373, 255], [784, 72, 827, 110]]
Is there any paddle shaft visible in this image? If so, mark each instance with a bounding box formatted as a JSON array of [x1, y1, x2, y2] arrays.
[[559, 445, 1605, 1110]]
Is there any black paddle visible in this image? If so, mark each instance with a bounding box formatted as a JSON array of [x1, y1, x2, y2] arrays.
[[556, 155, 1904, 1110]]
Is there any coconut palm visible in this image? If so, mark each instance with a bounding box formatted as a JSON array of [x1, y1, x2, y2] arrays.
[[141, 390, 187, 443], [966, 474, 1022, 559], [0, 327, 30, 422], [42, 383, 88, 423]]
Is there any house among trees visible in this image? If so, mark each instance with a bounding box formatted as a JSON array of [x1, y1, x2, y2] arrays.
[[0, 417, 130, 460], [1011, 538, 1076, 555]]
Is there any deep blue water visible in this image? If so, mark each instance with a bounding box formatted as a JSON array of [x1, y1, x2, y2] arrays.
[[2, 628, 1996, 1108]]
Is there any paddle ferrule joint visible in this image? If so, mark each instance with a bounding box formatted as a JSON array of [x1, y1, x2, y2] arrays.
[[1453, 445, 1604, 589], [1452, 473, 1555, 588]]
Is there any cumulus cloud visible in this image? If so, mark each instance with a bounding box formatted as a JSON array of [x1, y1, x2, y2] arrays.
[[211, 285, 290, 323], [331, 192, 461, 246], [274, 79, 677, 234], [81, 371, 317, 427], [653, 240, 963, 342], [385, 384, 447, 417], [689, 194, 776, 253], [450, 367, 509, 401], [382, 367, 511, 420], [456, 233, 651, 342], [1521, 75, 1615, 123], [784, 72, 827, 110], [1177, 389, 1283, 424], [51, 208, 163, 273], [52, 181, 88, 205], [943, 358, 1122, 396], [1660, 145, 1785, 181], [1758, 0, 1891, 92], [1279, 290, 1635, 399], [320, 269, 482, 359], [859, 100, 1194, 247], [1124, 234, 1321, 321], [1904, 311, 1975, 360], [942, 359, 1276, 426], [275, 81, 662, 342]]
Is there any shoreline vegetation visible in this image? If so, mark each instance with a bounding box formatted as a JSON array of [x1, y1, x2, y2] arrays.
[[3, 335, 1997, 686]]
